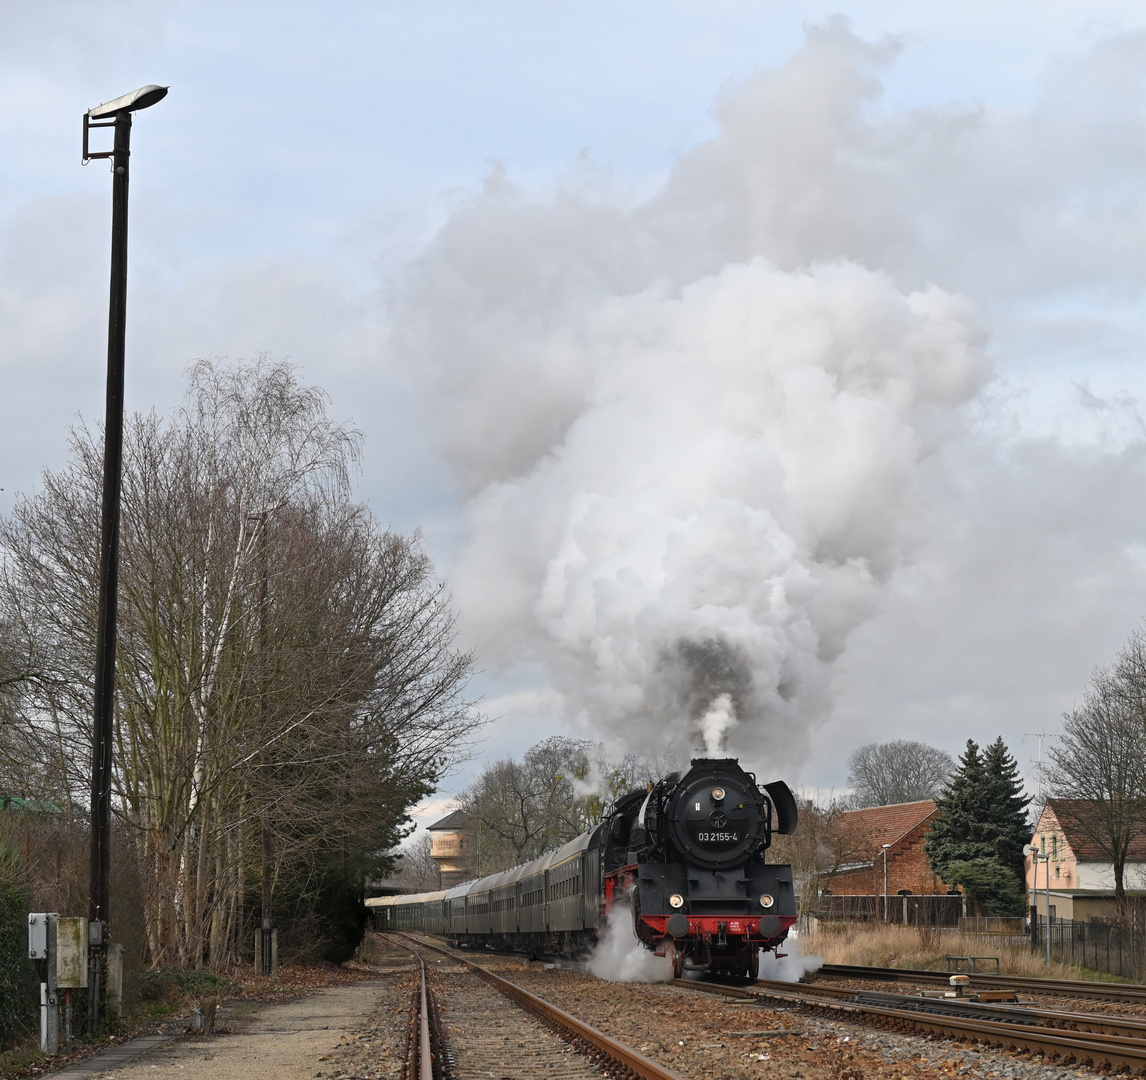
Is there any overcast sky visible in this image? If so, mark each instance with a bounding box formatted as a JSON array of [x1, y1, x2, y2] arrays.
[[5, 1, 1146, 826]]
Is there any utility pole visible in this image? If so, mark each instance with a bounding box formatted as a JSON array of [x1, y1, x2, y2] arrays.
[[1023, 844, 1052, 965], [82, 83, 167, 1034], [248, 504, 282, 975], [259, 510, 272, 975], [882, 844, 890, 923]]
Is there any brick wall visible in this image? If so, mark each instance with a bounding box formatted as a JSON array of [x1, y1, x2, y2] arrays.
[[827, 814, 952, 896]]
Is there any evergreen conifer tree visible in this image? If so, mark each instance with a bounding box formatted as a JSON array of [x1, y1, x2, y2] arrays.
[[981, 736, 1032, 881], [924, 737, 1031, 893], [924, 739, 989, 880]]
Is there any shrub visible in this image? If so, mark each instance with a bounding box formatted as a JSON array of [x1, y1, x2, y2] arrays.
[[0, 841, 34, 1050], [945, 858, 1028, 917]]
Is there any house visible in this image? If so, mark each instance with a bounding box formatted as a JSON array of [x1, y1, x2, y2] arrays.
[[427, 809, 472, 887], [826, 800, 953, 896], [1026, 800, 1146, 921]]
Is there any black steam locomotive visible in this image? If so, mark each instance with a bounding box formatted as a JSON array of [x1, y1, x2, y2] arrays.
[[369, 757, 798, 979]]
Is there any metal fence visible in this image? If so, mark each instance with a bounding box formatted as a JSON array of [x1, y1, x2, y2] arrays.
[[1036, 915, 1146, 980], [959, 917, 1025, 936], [814, 894, 963, 927]]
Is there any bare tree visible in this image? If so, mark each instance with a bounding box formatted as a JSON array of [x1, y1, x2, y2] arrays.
[[846, 740, 954, 808], [0, 358, 480, 967], [460, 750, 580, 875], [460, 738, 656, 875], [769, 797, 866, 928], [390, 832, 442, 892], [1047, 632, 1146, 906]]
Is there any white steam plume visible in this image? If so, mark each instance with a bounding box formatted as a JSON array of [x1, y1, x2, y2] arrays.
[[699, 693, 737, 756], [759, 934, 823, 983], [395, 25, 989, 766], [587, 900, 673, 983]]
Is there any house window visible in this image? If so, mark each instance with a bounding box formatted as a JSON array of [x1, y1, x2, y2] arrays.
[[1052, 835, 1058, 859], [1040, 835, 1045, 854], [1055, 865, 1060, 878]]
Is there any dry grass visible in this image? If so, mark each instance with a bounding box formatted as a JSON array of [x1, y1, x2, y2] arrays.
[[805, 923, 1120, 981]]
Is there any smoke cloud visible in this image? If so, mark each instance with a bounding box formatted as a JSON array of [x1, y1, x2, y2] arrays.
[[395, 24, 989, 765]]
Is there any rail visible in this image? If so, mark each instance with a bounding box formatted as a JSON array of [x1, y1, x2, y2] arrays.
[[388, 933, 687, 1080], [675, 973, 1146, 1072], [417, 952, 432, 1080], [816, 962, 1146, 1002]]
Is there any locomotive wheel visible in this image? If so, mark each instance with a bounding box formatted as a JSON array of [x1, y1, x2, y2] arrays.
[[672, 945, 684, 979]]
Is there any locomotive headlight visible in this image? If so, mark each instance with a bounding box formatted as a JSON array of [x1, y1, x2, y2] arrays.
[[669, 893, 685, 909], [759, 894, 775, 908], [711, 787, 726, 802]]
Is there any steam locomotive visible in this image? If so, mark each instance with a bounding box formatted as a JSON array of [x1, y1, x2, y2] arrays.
[[368, 757, 798, 979]]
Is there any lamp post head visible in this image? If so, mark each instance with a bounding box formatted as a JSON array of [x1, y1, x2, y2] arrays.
[[83, 85, 167, 163], [87, 85, 168, 120]]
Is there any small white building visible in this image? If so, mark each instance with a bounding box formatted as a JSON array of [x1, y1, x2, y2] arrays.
[[1026, 799, 1146, 920]]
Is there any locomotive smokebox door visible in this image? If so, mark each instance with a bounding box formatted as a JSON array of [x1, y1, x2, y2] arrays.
[[666, 759, 765, 869]]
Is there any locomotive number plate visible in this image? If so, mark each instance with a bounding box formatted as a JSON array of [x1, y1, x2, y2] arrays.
[[697, 831, 738, 842]]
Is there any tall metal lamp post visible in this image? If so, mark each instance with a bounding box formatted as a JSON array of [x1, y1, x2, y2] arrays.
[[82, 83, 167, 1033], [1023, 843, 1052, 965]]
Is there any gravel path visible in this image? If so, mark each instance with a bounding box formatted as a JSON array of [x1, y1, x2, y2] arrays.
[[67, 975, 414, 1080]]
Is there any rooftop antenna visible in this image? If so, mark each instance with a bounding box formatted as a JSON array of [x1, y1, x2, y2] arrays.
[[1022, 731, 1055, 803]]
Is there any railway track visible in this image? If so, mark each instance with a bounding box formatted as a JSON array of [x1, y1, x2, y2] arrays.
[[672, 971, 1146, 1072], [387, 933, 686, 1080], [393, 936, 1146, 1074], [815, 962, 1146, 1002]]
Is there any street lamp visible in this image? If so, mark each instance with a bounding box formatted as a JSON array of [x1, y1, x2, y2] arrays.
[[882, 844, 891, 923], [83, 83, 167, 1034], [1023, 843, 1052, 965]]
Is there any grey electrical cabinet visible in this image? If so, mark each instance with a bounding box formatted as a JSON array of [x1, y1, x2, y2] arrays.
[[28, 912, 51, 960]]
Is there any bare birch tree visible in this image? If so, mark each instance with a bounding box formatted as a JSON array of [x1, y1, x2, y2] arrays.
[[0, 358, 479, 966]]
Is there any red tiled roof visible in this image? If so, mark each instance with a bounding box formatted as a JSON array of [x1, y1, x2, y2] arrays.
[[837, 800, 939, 855], [1042, 800, 1146, 861]]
